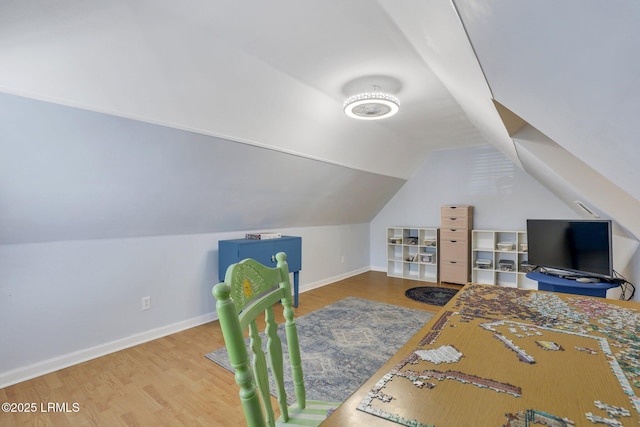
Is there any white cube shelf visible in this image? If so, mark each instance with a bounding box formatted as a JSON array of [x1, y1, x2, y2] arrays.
[[471, 230, 536, 289], [387, 227, 439, 283]]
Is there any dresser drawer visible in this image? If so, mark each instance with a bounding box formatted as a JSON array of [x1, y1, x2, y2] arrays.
[[440, 205, 471, 219], [440, 228, 469, 242], [440, 217, 470, 229], [440, 239, 468, 261], [439, 260, 469, 285]]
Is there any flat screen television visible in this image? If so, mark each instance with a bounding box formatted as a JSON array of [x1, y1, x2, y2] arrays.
[[526, 219, 613, 280]]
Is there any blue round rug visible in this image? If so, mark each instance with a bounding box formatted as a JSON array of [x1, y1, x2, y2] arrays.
[[405, 286, 458, 306]]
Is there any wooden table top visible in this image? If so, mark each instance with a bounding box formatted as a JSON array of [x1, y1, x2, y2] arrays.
[[320, 284, 640, 426]]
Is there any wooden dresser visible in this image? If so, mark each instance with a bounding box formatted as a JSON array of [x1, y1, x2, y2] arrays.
[[439, 205, 473, 284]]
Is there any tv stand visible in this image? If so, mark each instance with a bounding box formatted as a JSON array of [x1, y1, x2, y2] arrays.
[[526, 271, 620, 298]]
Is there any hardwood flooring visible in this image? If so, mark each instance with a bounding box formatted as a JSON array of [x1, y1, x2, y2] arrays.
[[0, 271, 459, 426]]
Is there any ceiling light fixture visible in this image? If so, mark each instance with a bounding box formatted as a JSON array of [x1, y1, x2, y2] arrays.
[[343, 86, 400, 120]]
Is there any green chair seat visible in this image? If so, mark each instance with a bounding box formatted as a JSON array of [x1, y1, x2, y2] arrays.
[[275, 400, 337, 426]]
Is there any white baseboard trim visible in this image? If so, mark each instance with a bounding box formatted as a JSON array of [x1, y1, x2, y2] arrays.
[[369, 265, 386, 272], [298, 266, 371, 294], [0, 312, 217, 389], [0, 266, 372, 389]]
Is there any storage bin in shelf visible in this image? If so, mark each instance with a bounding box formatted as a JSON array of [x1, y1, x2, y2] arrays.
[[418, 251, 436, 264], [495, 252, 517, 272], [387, 227, 404, 244], [403, 228, 420, 245], [420, 228, 438, 247]]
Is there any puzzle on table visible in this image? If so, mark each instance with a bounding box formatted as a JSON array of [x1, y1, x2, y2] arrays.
[[356, 284, 640, 427]]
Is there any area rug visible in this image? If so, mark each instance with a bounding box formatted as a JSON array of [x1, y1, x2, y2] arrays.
[[405, 286, 458, 306], [205, 297, 434, 403]]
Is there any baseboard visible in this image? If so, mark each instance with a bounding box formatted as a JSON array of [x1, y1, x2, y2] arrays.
[[0, 312, 217, 389], [0, 267, 372, 389], [298, 266, 371, 293]]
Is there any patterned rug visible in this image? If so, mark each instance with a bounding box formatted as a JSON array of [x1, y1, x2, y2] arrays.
[[205, 297, 434, 403], [404, 286, 459, 306]]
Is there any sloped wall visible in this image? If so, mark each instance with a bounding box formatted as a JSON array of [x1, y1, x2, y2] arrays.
[[452, 0, 640, 241], [454, 0, 640, 202], [513, 125, 640, 273], [0, 93, 405, 244]]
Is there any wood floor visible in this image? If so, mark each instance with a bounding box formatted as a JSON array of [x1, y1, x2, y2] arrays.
[[0, 271, 459, 427]]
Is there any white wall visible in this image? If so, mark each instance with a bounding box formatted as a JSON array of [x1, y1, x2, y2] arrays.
[[370, 145, 577, 270], [0, 223, 369, 388], [370, 145, 639, 301]]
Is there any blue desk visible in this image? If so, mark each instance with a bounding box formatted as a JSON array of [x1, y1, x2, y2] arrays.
[[218, 236, 302, 306], [526, 271, 620, 298]]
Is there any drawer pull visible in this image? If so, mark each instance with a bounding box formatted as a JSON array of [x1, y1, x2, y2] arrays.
[[450, 240, 457, 243], [450, 261, 457, 264]]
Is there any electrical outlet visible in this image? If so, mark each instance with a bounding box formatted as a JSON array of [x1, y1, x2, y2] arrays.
[[142, 296, 151, 311]]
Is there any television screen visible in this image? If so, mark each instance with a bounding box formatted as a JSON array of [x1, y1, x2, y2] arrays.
[[526, 219, 613, 279]]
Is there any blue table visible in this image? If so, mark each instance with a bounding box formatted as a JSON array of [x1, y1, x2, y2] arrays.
[[218, 236, 302, 306], [526, 271, 620, 298]]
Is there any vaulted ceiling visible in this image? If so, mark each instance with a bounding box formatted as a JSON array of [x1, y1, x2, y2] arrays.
[[1, 0, 639, 244], [0, 0, 488, 179]]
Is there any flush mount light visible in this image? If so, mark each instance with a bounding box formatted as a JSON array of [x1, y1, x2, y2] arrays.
[[343, 87, 400, 120]]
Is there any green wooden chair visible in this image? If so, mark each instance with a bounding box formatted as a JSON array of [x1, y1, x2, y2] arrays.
[[212, 252, 339, 427]]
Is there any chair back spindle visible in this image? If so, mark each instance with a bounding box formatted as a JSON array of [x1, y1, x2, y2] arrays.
[[214, 252, 316, 426]]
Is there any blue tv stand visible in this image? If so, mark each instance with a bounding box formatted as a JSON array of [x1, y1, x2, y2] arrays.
[[218, 236, 302, 306], [526, 271, 620, 298]]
